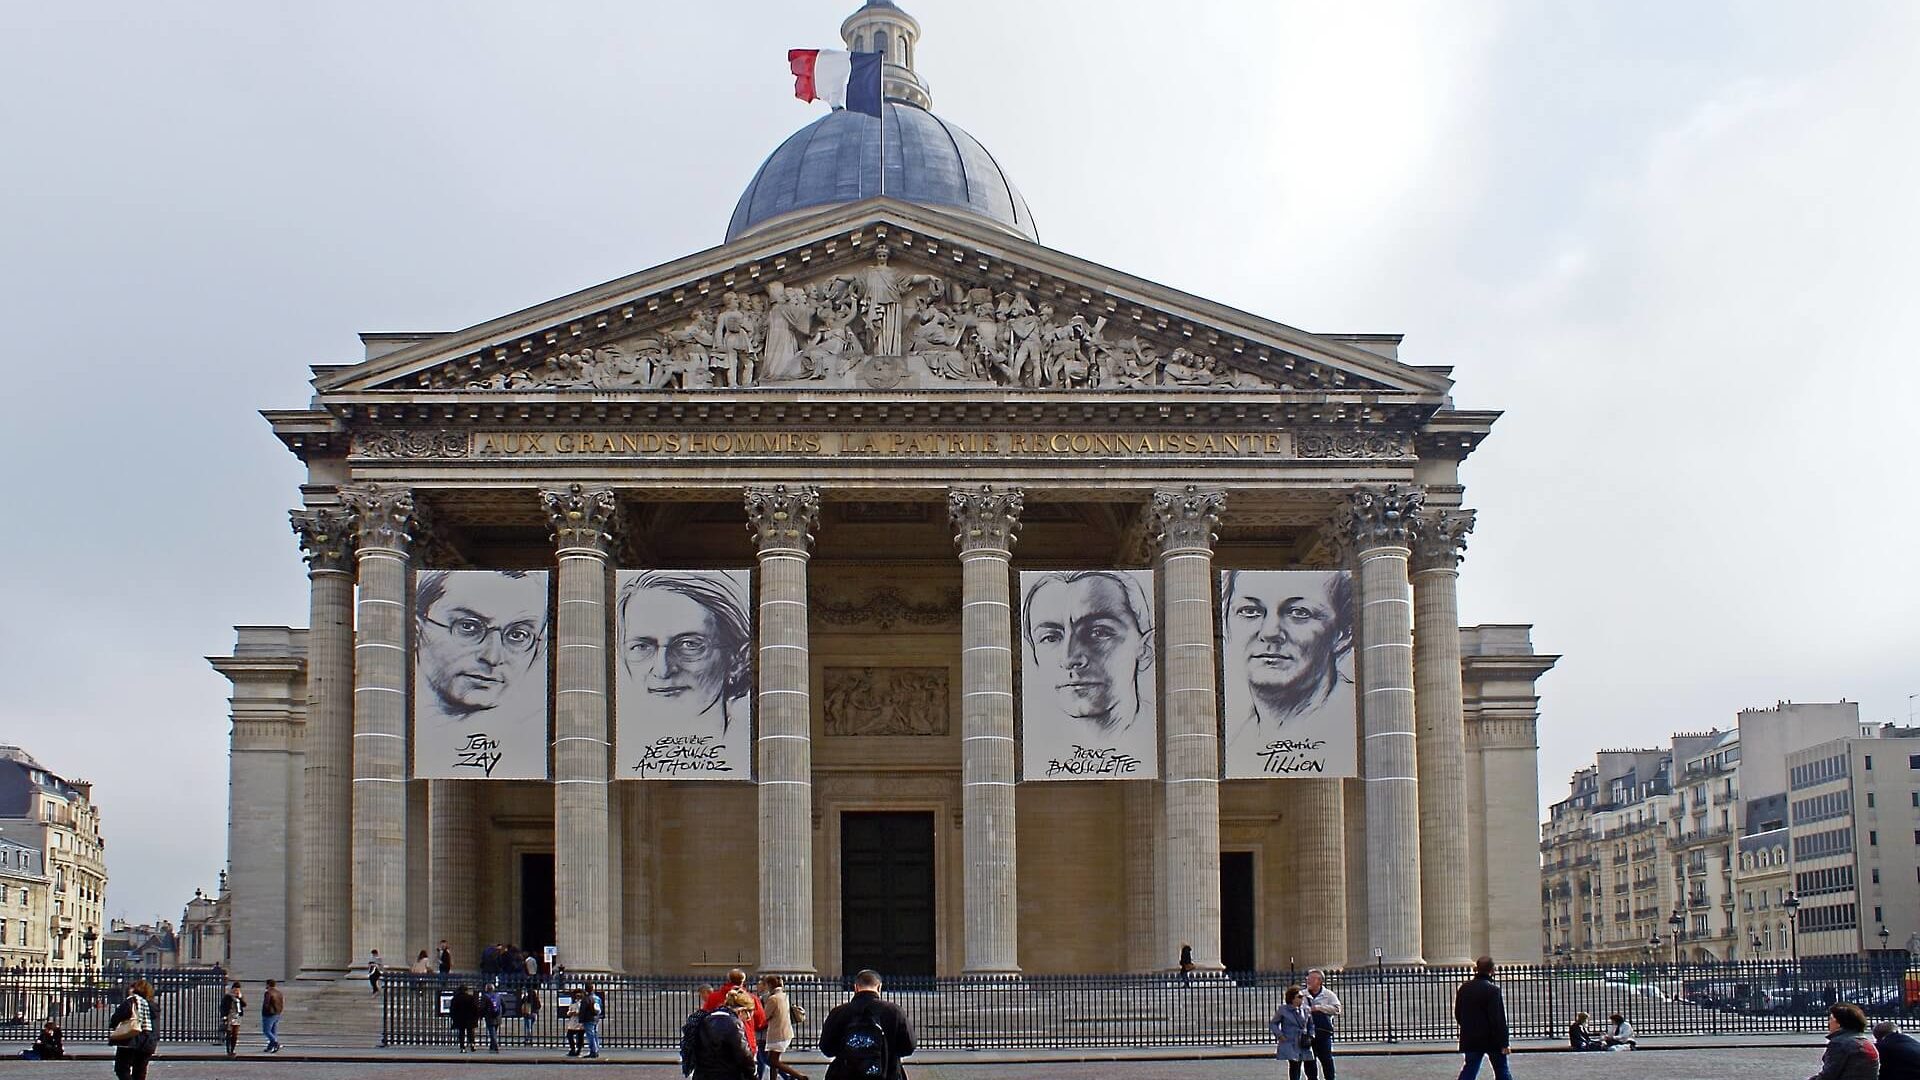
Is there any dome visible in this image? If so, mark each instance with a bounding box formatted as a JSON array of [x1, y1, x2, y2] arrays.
[[726, 101, 1039, 244]]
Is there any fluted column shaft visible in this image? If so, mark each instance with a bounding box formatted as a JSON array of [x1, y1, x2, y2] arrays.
[[543, 485, 619, 973], [950, 487, 1022, 975], [1290, 779, 1348, 966], [1122, 783, 1163, 971], [1152, 486, 1226, 971], [748, 485, 820, 975], [1413, 508, 1475, 965], [1349, 485, 1425, 965], [292, 506, 357, 978], [343, 486, 417, 967], [428, 780, 478, 965]]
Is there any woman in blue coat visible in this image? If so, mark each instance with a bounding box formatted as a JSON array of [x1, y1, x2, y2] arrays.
[[1270, 985, 1318, 1079]]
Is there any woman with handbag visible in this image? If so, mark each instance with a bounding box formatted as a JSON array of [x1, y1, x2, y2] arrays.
[[108, 978, 158, 1080], [1269, 984, 1317, 1080]]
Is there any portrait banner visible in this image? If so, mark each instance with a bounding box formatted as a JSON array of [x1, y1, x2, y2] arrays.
[[614, 569, 754, 780], [1018, 569, 1158, 780], [412, 569, 551, 779], [1219, 569, 1358, 778]]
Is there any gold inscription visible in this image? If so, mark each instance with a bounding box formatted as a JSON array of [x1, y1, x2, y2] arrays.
[[468, 430, 1289, 459]]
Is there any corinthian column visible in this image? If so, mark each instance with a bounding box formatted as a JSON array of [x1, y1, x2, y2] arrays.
[[542, 484, 620, 973], [1347, 484, 1425, 965], [1412, 507, 1474, 965], [1151, 485, 1226, 972], [746, 485, 820, 975], [948, 486, 1023, 976], [291, 505, 357, 978], [341, 485, 418, 968]]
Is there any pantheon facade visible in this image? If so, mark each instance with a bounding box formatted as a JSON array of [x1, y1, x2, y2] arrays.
[[214, 1, 1556, 982]]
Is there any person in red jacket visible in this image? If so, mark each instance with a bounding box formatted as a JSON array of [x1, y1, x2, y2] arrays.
[[702, 968, 768, 1055]]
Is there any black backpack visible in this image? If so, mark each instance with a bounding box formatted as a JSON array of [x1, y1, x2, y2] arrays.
[[680, 1010, 735, 1077], [839, 1012, 890, 1078]]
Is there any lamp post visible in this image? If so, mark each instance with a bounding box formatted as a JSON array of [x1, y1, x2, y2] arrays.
[[1670, 908, 1685, 966], [1785, 890, 1803, 1031], [82, 928, 96, 969]]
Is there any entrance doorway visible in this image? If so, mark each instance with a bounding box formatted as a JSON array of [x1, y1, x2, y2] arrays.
[[520, 852, 555, 955], [841, 812, 936, 976], [1221, 851, 1256, 972]]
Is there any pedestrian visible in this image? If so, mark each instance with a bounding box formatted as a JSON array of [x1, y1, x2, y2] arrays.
[[438, 939, 453, 990], [482, 982, 505, 1053], [1268, 984, 1317, 1080], [684, 988, 756, 1080], [1303, 968, 1342, 1080], [367, 948, 384, 995], [411, 949, 432, 975], [578, 981, 603, 1059], [704, 968, 768, 1058], [519, 984, 540, 1046], [1567, 1011, 1602, 1051], [1874, 1021, 1920, 1080], [108, 978, 158, 1080], [564, 990, 586, 1057], [218, 981, 244, 1057], [1179, 943, 1195, 987], [448, 984, 480, 1053], [261, 979, 284, 1054], [1602, 1012, 1635, 1050], [523, 950, 539, 986], [1454, 956, 1513, 1080], [758, 974, 809, 1080], [819, 969, 915, 1080], [1809, 1003, 1880, 1080]]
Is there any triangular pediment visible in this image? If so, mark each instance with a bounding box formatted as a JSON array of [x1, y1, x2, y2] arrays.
[[319, 199, 1450, 401]]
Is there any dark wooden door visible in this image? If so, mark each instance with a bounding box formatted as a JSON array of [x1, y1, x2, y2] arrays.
[[1221, 851, 1256, 972], [521, 852, 555, 955], [841, 812, 936, 976]]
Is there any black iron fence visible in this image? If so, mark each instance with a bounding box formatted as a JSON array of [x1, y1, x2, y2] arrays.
[[381, 960, 1917, 1050], [0, 967, 228, 1045]]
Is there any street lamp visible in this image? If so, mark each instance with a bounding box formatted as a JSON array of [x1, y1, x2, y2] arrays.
[[82, 928, 96, 967], [1670, 908, 1685, 965], [1784, 891, 1802, 968], [1879, 925, 1891, 955], [1647, 936, 1659, 969]]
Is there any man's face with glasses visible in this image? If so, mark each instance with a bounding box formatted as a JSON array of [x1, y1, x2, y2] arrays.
[[418, 572, 548, 716]]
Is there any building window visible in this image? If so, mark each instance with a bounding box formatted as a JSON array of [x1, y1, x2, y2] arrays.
[[1873, 867, 1882, 884], [1866, 755, 1873, 770], [1875, 905, 1884, 922], [1868, 792, 1877, 808], [1909, 754, 1919, 769], [1870, 831, 1878, 846]]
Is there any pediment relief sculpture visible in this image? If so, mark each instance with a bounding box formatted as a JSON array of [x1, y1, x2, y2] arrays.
[[456, 246, 1331, 394]]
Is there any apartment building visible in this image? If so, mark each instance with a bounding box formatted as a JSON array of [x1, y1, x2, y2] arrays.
[[0, 747, 107, 965], [1783, 726, 1920, 960], [0, 837, 50, 968]]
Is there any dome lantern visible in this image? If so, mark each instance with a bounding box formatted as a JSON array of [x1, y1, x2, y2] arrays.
[[841, 0, 931, 110]]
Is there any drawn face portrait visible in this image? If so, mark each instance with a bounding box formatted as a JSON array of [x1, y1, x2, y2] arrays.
[[1024, 572, 1154, 731], [416, 571, 548, 718], [1223, 572, 1348, 711], [620, 588, 734, 725]]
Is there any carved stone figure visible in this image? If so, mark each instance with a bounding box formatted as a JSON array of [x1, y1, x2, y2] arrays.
[[711, 291, 757, 387], [823, 667, 949, 736], [761, 280, 816, 382], [829, 245, 943, 356]]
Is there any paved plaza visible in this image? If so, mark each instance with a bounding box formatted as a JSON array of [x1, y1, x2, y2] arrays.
[[0, 1044, 1827, 1079]]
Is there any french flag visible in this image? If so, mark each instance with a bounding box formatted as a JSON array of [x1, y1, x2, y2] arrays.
[[789, 49, 883, 118]]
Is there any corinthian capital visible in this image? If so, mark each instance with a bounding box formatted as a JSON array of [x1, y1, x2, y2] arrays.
[[1342, 483, 1423, 552], [290, 506, 357, 574], [948, 486, 1023, 555], [541, 484, 621, 555], [1411, 507, 1475, 572], [339, 485, 419, 554], [744, 485, 820, 554], [1150, 486, 1226, 555]]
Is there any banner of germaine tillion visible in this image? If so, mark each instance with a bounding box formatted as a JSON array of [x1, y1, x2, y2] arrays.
[[412, 569, 551, 779], [1219, 569, 1358, 778], [613, 569, 754, 780], [1017, 569, 1158, 780]]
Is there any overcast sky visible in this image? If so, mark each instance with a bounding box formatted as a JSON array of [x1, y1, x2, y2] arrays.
[[2, 1, 1916, 927]]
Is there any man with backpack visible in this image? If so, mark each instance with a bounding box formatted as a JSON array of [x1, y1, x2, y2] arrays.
[[480, 982, 505, 1053], [819, 970, 915, 1080], [682, 987, 757, 1080]]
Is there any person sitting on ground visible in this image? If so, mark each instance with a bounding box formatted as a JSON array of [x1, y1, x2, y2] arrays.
[[1569, 1010, 1603, 1051], [1602, 1012, 1636, 1050], [1809, 1003, 1879, 1080], [1874, 1020, 1920, 1080], [27, 1018, 62, 1060]]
